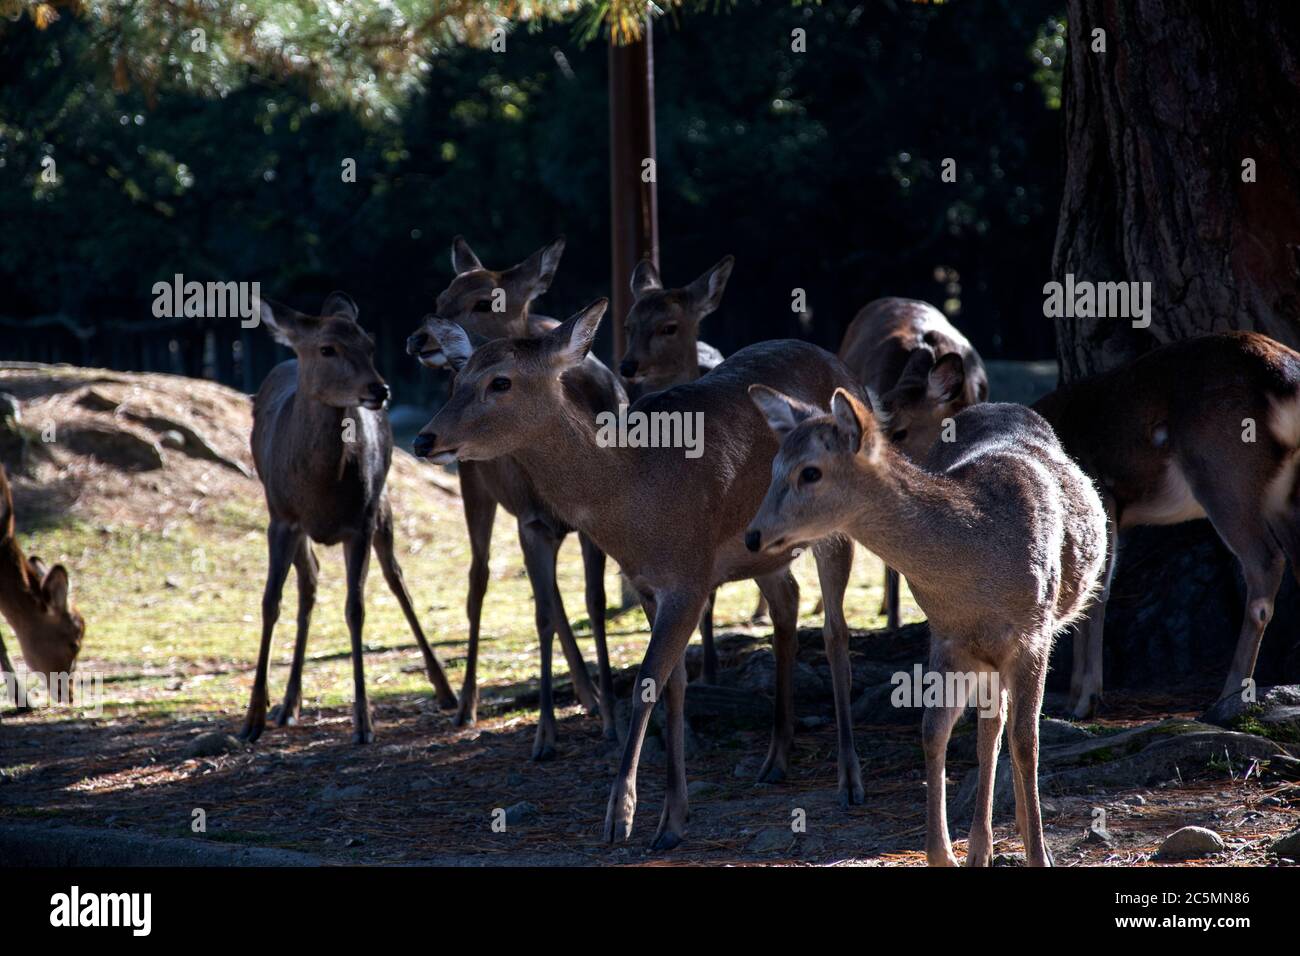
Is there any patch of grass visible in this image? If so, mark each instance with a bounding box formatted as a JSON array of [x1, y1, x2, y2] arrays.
[[18, 472, 909, 733]]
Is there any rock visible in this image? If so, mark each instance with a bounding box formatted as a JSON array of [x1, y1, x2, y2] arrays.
[[1040, 717, 1094, 746], [62, 424, 164, 471], [746, 828, 792, 854], [158, 429, 187, 450], [850, 680, 921, 726], [799, 715, 828, 729], [733, 649, 824, 701], [1156, 826, 1224, 860], [184, 732, 242, 758], [318, 784, 367, 804], [683, 684, 771, 729], [1209, 684, 1300, 741], [504, 801, 539, 826], [1084, 825, 1113, 845], [0, 392, 21, 421], [1271, 828, 1300, 859]]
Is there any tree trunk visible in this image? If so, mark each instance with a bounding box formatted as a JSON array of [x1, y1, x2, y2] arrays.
[[1053, 0, 1300, 381]]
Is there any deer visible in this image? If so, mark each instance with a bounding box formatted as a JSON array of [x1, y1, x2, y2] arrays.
[[836, 297, 989, 629], [882, 330, 1300, 720], [744, 390, 1107, 866], [406, 236, 620, 756], [415, 301, 863, 849], [617, 254, 767, 680], [238, 292, 458, 745], [0, 464, 84, 706]]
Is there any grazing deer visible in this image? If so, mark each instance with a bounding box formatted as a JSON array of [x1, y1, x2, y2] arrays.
[[0, 464, 84, 696], [745, 392, 1106, 866], [417, 303, 862, 849], [1030, 332, 1300, 719], [617, 255, 765, 680], [239, 293, 457, 745], [406, 237, 619, 755], [837, 298, 989, 629]]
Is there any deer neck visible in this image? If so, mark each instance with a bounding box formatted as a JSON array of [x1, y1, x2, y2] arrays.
[[0, 535, 41, 643], [288, 381, 357, 482], [841, 449, 984, 591]]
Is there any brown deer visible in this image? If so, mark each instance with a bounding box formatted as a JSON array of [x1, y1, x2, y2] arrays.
[[1031, 332, 1300, 719], [837, 297, 989, 629], [617, 255, 765, 679], [239, 293, 457, 745], [744, 392, 1106, 866], [406, 237, 620, 755], [0, 464, 84, 699], [416, 302, 862, 849]]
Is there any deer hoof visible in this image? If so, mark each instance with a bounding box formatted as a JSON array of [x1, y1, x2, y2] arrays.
[[270, 703, 299, 727], [531, 743, 557, 762], [650, 829, 684, 852], [453, 706, 477, 728], [756, 759, 787, 785], [237, 719, 264, 744], [928, 850, 960, 867], [603, 788, 636, 843], [839, 782, 865, 808]]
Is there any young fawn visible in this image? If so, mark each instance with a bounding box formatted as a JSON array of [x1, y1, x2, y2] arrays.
[[239, 293, 457, 745], [417, 303, 864, 848], [837, 297, 989, 629], [407, 237, 620, 754], [1030, 332, 1300, 718], [617, 254, 764, 680], [745, 391, 1106, 866], [0, 464, 84, 695]]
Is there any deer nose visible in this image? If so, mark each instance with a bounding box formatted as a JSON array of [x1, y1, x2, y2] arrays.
[[744, 529, 762, 552], [619, 359, 639, 378], [412, 433, 435, 458], [406, 331, 428, 355], [368, 382, 391, 404]]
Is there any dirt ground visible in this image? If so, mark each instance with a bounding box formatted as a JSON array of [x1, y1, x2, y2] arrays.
[[1, 364, 1298, 866]]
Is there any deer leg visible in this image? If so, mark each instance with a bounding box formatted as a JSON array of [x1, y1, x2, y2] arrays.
[[966, 679, 1007, 867], [1006, 643, 1052, 866], [813, 534, 863, 806], [1069, 495, 1117, 719], [548, 567, 601, 716], [921, 637, 967, 867], [883, 566, 901, 630], [604, 588, 707, 844], [697, 589, 718, 684], [239, 522, 300, 743], [756, 568, 800, 785], [342, 531, 374, 744], [457, 466, 496, 727], [751, 590, 771, 625], [272, 538, 317, 727], [0, 630, 16, 678], [651, 654, 690, 850], [373, 504, 457, 709], [518, 520, 564, 760], [579, 533, 618, 740]]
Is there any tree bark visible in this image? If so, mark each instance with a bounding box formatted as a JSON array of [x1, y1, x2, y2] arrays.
[[1053, 0, 1300, 381]]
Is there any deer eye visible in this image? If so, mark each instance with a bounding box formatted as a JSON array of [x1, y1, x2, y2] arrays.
[[659, 323, 678, 336], [800, 466, 821, 484], [891, 429, 909, 443], [320, 345, 337, 357], [490, 377, 512, 393], [473, 300, 493, 313]]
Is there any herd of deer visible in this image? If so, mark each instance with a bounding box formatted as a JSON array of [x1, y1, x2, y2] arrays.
[[4, 236, 1300, 866]]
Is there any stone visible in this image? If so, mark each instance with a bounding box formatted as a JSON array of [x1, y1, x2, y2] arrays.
[[184, 732, 242, 758], [1271, 828, 1300, 859], [504, 801, 539, 826], [1155, 826, 1224, 860], [746, 828, 792, 854], [318, 784, 367, 804]]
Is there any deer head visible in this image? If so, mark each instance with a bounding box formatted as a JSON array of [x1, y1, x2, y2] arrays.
[[260, 293, 390, 410], [745, 386, 880, 554], [411, 299, 608, 464], [11, 555, 84, 676], [618, 255, 734, 387], [406, 236, 566, 368], [876, 348, 970, 460]]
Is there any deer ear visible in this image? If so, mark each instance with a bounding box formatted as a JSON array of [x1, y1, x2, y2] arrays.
[[547, 299, 607, 367], [516, 236, 566, 299], [42, 564, 70, 612], [687, 255, 735, 317], [898, 345, 937, 386], [748, 385, 818, 438], [831, 388, 874, 455], [258, 298, 313, 347], [426, 318, 475, 372], [451, 236, 484, 275], [321, 291, 359, 321], [927, 353, 966, 403], [630, 258, 662, 298]]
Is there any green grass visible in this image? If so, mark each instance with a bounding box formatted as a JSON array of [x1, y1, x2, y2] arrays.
[[18, 471, 915, 726]]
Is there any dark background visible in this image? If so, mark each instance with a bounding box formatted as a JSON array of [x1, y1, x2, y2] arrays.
[[0, 0, 1065, 406]]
